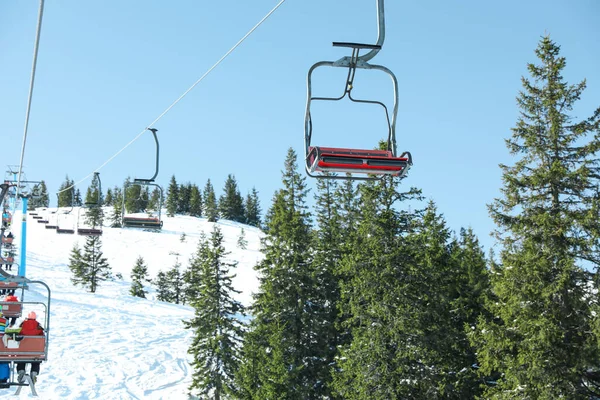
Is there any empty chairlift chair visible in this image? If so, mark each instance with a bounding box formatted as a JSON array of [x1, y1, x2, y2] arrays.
[[304, 0, 412, 180]]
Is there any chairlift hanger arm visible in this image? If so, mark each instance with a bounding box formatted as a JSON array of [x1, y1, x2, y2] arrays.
[[135, 128, 160, 183]]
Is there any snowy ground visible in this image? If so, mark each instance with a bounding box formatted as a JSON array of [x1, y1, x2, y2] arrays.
[[0, 208, 263, 399]]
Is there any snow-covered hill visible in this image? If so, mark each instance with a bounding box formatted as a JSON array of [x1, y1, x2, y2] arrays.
[[0, 208, 264, 399]]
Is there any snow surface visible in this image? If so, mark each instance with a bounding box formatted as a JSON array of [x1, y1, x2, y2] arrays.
[[0, 208, 263, 399]]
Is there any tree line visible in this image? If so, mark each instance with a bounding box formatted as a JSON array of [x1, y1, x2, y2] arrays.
[[175, 36, 600, 399]]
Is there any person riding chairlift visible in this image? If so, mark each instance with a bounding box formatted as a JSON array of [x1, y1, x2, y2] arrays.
[[16, 311, 44, 384]]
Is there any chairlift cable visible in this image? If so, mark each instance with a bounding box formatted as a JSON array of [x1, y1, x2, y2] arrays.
[[57, 0, 288, 195]]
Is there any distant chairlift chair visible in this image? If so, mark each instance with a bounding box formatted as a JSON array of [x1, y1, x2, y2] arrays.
[[121, 128, 164, 230]]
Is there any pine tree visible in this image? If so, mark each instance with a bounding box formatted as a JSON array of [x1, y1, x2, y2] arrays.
[[130, 256, 150, 298], [74, 188, 82, 206], [155, 270, 172, 302], [148, 187, 162, 212], [68, 243, 85, 286], [237, 228, 248, 250], [166, 259, 184, 304], [219, 174, 245, 222], [184, 226, 245, 399], [189, 184, 202, 217], [203, 179, 218, 222], [29, 180, 49, 209], [104, 188, 113, 207], [110, 186, 123, 228], [166, 175, 179, 217], [244, 187, 262, 228], [84, 174, 104, 229], [237, 148, 317, 398], [178, 183, 191, 214], [332, 174, 422, 399], [473, 36, 600, 399], [57, 176, 75, 207], [183, 233, 208, 304], [71, 236, 111, 293]]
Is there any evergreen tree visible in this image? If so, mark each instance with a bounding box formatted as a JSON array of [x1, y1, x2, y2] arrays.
[[84, 174, 104, 229], [57, 176, 74, 207], [203, 179, 218, 222], [74, 188, 83, 206], [473, 36, 600, 399], [29, 180, 49, 209], [331, 172, 421, 399], [71, 236, 111, 293], [219, 174, 245, 222], [67, 243, 85, 286], [110, 186, 123, 228], [237, 228, 247, 250], [166, 259, 184, 304], [166, 175, 179, 217], [237, 148, 318, 398], [130, 256, 150, 298], [148, 187, 162, 212], [244, 187, 262, 228], [183, 233, 208, 304], [178, 183, 192, 214], [189, 184, 202, 217], [104, 188, 113, 207], [155, 270, 172, 302], [184, 226, 245, 399]]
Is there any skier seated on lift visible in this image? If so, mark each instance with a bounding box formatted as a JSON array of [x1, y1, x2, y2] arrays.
[[16, 311, 44, 384], [0, 312, 7, 386]]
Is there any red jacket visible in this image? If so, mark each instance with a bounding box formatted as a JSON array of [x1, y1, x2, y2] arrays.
[[5, 296, 17, 302], [20, 319, 44, 336]]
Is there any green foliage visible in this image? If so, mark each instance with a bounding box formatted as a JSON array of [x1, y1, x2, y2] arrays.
[[237, 228, 247, 250], [184, 225, 245, 399], [219, 174, 245, 222], [104, 188, 113, 207], [28, 180, 49, 209], [57, 176, 75, 207], [130, 256, 150, 298], [474, 36, 600, 399], [70, 236, 111, 293], [244, 187, 262, 228], [237, 148, 321, 398], [189, 184, 202, 217], [203, 179, 218, 222], [166, 175, 179, 217]]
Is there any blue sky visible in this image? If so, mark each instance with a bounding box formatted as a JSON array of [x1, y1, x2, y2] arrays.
[[1, 0, 599, 253]]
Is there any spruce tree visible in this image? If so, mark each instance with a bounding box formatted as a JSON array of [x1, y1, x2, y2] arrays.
[[332, 174, 422, 399], [189, 184, 202, 217], [130, 256, 150, 298], [57, 176, 74, 207], [219, 174, 245, 222], [166, 175, 179, 217], [71, 236, 111, 293], [166, 259, 184, 304], [237, 148, 317, 398], [74, 188, 82, 206], [68, 243, 85, 286], [155, 270, 173, 302], [178, 183, 192, 214], [104, 188, 113, 207], [84, 174, 104, 229], [184, 226, 245, 399], [111, 186, 123, 228], [237, 228, 247, 250], [474, 36, 600, 399], [148, 187, 162, 212], [203, 179, 218, 222], [244, 187, 262, 228]]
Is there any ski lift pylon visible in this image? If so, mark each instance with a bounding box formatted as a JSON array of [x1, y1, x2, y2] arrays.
[[304, 0, 412, 180]]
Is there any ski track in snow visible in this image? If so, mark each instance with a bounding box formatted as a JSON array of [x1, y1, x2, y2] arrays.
[[0, 209, 263, 399]]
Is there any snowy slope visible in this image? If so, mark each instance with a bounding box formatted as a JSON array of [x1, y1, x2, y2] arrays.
[[0, 208, 263, 399]]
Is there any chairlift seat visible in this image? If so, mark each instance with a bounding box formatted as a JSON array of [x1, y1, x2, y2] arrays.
[[122, 217, 162, 229], [56, 228, 75, 234], [31, 216, 42, 220], [307, 146, 410, 176], [0, 302, 22, 318], [45, 225, 58, 230], [0, 336, 46, 361], [77, 228, 102, 236], [37, 219, 48, 224]]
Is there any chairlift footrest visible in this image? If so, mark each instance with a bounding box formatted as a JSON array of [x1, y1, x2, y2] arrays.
[[332, 42, 381, 50]]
